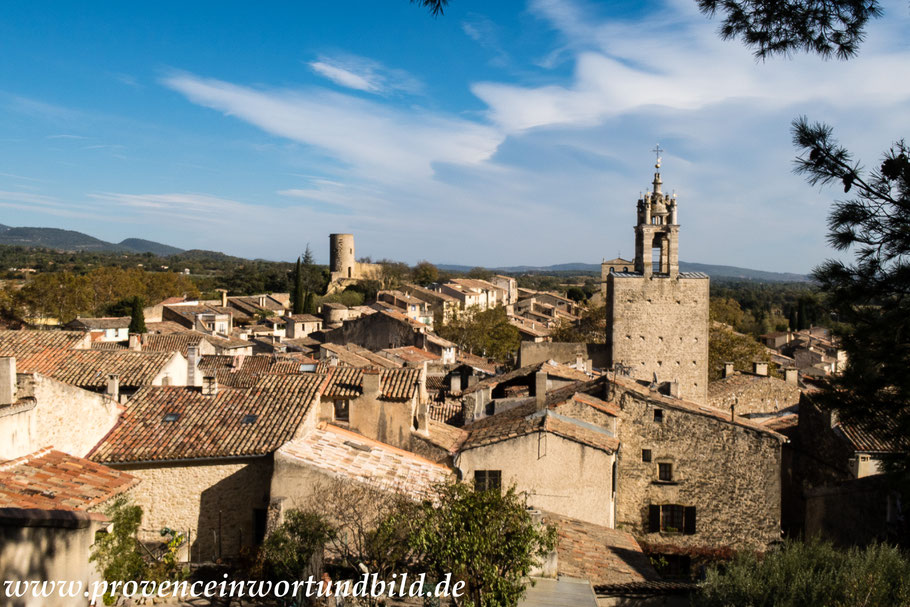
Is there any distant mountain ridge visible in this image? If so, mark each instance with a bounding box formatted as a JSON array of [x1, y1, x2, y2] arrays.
[[437, 262, 809, 283], [0, 226, 184, 255]]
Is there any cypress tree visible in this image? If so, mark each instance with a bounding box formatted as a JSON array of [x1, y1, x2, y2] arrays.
[[128, 297, 146, 334]]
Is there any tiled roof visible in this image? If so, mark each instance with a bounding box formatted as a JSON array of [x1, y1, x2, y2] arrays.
[[91, 341, 128, 350], [0, 330, 90, 357], [456, 352, 499, 375], [461, 405, 619, 454], [707, 371, 798, 399], [145, 321, 192, 335], [462, 361, 591, 396], [321, 367, 420, 401], [90, 374, 323, 463], [197, 354, 299, 387], [541, 511, 659, 586], [68, 317, 131, 330], [277, 423, 452, 501], [143, 332, 205, 356], [204, 334, 251, 350], [17, 349, 178, 389], [286, 314, 322, 323], [836, 413, 903, 453], [428, 399, 462, 424], [321, 343, 400, 369], [381, 346, 440, 364], [424, 419, 468, 454], [0, 448, 136, 511]]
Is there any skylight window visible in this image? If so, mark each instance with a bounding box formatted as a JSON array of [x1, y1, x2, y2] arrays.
[[241, 414, 257, 425], [163, 412, 180, 423]]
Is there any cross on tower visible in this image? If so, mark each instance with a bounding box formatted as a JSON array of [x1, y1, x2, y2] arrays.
[[652, 143, 663, 168]]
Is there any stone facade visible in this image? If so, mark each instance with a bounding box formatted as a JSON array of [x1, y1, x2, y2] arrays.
[[114, 457, 273, 562], [607, 275, 709, 403], [611, 381, 783, 552], [457, 431, 616, 528], [707, 372, 801, 417], [327, 233, 382, 293]]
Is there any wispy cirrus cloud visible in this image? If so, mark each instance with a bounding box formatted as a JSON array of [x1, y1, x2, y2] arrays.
[[307, 54, 423, 95]]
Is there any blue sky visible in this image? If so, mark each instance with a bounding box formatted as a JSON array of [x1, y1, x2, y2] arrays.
[[1, 0, 909, 273]]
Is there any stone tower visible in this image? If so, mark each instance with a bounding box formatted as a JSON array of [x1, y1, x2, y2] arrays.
[[606, 152, 709, 403], [329, 233, 356, 280]]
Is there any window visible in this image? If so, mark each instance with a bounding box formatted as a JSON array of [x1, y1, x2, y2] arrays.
[[334, 400, 350, 422], [163, 412, 180, 423], [241, 414, 257, 425], [642, 449, 652, 462], [658, 462, 673, 482], [653, 409, 663, 423], [474, 470, 502, 493], [649, 504, 696, 534]]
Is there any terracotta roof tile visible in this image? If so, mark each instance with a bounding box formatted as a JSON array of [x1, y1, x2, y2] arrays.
[[89, 374, 323, 463], [0, 330, 90, 358], [0, 449, 136, 511], [17, 349, 179, 389], [67, 317, 131, 330], [278, 423, 452, 501], [143, 332, 205, 356], [321, 367, 420, 401]]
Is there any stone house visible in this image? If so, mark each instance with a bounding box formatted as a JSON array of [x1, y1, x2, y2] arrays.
[[65, 316, 131, 342], [508, 314, 552, 342], [320, 342, 402, 368], [490, 275, 518, 306], [0, 357, 122, 460], [377, 290, 434, 326], [284, 313, 323, 338], [441, 278, 503, 312], [89, 374, 323, 561], [456, 385, 619, 528], [162, 304, 233, 334], [608, 375, 785, 557], [401, 283, 459, 325], [324, 307, 455, 361]]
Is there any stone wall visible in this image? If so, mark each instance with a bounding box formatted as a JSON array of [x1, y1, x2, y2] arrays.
[[707, 373, 801, 417], [1, 510, 108, 607], [325, 313, 418, 352], [115, 457, 273, 562], [457, 432, 616, 528], [607, 275, 709, 403], [320, 392, 418, 452], [0, 373, 121, 460], [612, 385, 782, 552]]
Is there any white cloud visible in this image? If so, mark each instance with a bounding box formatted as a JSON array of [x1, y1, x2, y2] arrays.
[[307, 54, 423, 95]]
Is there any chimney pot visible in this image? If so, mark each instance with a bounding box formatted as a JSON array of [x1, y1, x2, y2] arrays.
[[202, 375, 218, 396], [723, 362, 735, 378], [784, 367, 798, 384], [753, 361, 769, 377], [0, 357, 17, 406], [106, 374, 120, 402], [362, 369, 382, 397], [187, 345, 200, 387], [128, 333, 141, 351]]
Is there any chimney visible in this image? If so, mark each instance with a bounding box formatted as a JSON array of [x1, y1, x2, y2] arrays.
[[106, 374, 120, 402], [418, 362, 428, 403], [362, 369, 382, 398], [535, 371, 548, 410], [0, 357, 16, 406], [784, 367, 798, 384], [575, 352, 585, 371], [219, 289, 228, 307], [753, 361, 769, 377], [202, 375, 218, 396], [128, 333, 141, 351], [668, 380, 680, 399], [449, 373, 461, 394], [586, 359, 593, 374], [258, 295, 266, 307], [723, 362, 735, 379], [187, 345, 200, 387]]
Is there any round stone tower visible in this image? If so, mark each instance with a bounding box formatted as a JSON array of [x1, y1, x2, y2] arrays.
[[329, 233, 356, 279]]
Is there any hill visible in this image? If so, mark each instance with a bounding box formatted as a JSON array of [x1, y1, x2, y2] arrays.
[[118, 238, 184, 256], [437, 261, 809, 283], [0, 225, 183, 255]]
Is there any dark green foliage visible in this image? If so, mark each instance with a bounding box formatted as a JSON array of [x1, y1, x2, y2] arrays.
[[128, 297, 146, 334], [412, 260, 439, 286], [565, 286, 586, 302], [410, 0, 448, 16], [408, 483, 557, 607], [303, 292, 316, 315], [291, 257, 305, 315], [709, 325, 776, 380], [792, 118, 910, 474], [90, 498, 148, 605], [697, 0, 882, 60], [259, 509, 335, 582], [693, 540, 910, 607], [436, 306, 520, 364], [710, 281, 825, 336], [552, 305, 606, 344]]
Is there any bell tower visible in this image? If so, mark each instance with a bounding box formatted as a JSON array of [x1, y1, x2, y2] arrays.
[[606, 146, 709, 404], [634, 145, 679, 278]]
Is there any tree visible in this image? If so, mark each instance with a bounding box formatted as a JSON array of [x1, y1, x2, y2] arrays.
[[410, 0, 448, 16], [552, 305, 606, 344], [291, 256, 305, 315], [708, 325, 775, 380], [90, 497, 147, 605], [709, 297, 746, 328], [693, 539, 910, 607], [128, 296, 146, 334], [412, 260, 439, 286], [303, 291, 317, 315], [259, 509, 335, 584], [437, 306, 520, 363], [792, 118, 910, 473], [408, 483, 557, 607], [565, 286, 586, 302], [697, 0, 882, 60]]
